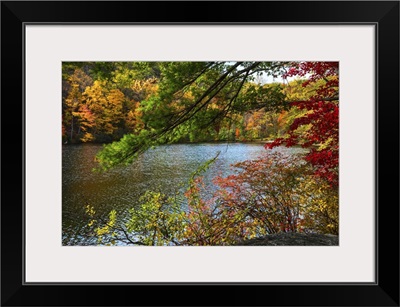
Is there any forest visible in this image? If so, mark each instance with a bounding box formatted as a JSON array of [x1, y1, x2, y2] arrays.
[[62, 61, 339, 246]]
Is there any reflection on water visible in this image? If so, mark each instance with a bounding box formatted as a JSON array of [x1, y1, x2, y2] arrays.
[[62, 143, 305, 245]]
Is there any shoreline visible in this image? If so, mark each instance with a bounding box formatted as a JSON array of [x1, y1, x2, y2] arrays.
[[62, 139, 272, 146]]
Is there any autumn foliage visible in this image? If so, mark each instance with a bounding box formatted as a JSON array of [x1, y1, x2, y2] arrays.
[[266, 62, 339, 187], [85, 152, 338, 246], [182, 152, 338, 246], [63, 61, 339, 246]]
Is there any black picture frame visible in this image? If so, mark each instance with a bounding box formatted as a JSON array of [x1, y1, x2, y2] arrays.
[[1, 1, 399, 306]]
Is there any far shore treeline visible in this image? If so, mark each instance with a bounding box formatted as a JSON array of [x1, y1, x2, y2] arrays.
[[63, 62, 318, 145]]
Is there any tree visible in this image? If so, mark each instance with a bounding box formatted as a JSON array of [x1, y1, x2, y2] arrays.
[[265, 62, 339, 186], [92, 61, 339, 184], [72, 80, 126, 143], [95, 62, 288, 170], [63, 68, 93, 143]]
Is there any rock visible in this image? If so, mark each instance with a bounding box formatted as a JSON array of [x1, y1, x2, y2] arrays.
[[236, 232, 339, 246]]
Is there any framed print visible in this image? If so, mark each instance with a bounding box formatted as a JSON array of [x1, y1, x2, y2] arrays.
[[1, 1, 399, 306]]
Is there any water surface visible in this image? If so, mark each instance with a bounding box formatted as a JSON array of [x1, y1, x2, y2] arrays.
[[62, 142, 305, 245]]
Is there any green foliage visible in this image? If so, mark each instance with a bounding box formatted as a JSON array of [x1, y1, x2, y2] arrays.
[[61, 61, 298, 167], [94, 130, 154, 170], [125, 191, 187, 246], [235, 82, 287, 112], [84, 191, 186, 246]]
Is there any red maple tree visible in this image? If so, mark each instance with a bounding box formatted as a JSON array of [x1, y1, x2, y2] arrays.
[[266, 62, 339, 187]]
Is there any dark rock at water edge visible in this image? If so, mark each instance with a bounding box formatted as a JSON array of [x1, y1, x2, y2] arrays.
[[236, 233, 339, 246]]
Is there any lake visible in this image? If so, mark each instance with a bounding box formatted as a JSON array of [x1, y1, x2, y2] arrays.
[[62, 142, 305, 245]]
